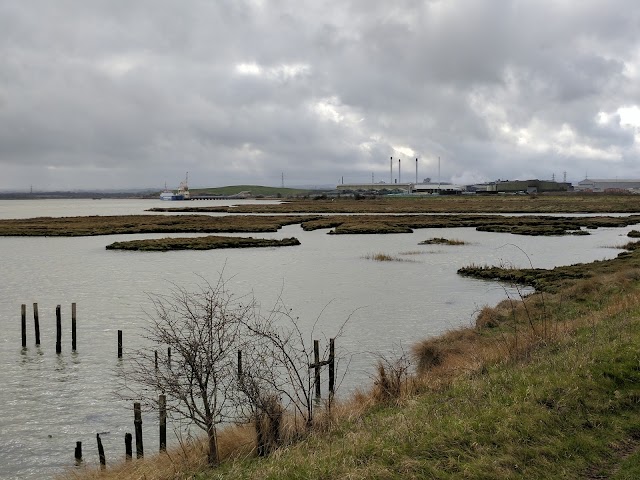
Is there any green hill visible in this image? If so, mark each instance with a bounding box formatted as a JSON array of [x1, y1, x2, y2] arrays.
[[190, 185, 317, 197]]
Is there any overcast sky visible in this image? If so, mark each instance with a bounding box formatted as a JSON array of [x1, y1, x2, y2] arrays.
[[1, 0, 639, 190]]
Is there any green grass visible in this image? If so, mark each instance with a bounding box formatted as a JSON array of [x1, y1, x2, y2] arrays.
[[188, 185, 315, 197], [208, 301, 640, 479]]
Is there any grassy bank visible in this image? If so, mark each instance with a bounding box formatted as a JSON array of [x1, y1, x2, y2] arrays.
[[5, 212, 639, 237], [151, 194, 640, 214], [64, 242, 640, 480], [105, 236, 301, 251]]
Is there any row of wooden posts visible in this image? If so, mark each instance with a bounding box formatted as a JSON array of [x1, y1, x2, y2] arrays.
[[74, 397, 167, 468], [20, 304, 336, 466], [21, 303, 77, 352]]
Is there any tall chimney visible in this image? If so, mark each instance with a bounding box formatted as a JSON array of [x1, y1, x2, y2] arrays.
[[398, 158, 401, 183], [415, 158, 418, 184], [390, 157, 393, 184]]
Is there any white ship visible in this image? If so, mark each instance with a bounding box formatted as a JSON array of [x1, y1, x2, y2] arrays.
[[160, 173, 191, 201]]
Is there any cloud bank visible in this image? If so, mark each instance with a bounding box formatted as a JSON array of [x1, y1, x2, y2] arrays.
[[1, 0, 639, 190]]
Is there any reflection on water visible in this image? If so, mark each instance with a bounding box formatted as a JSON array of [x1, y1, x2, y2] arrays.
[[0, 199, 638, 479]]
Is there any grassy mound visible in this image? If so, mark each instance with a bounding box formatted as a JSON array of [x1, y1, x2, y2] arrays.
[[105, 236, 301, 251]]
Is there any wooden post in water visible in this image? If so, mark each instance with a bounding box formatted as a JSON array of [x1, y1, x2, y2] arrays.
[[167, 347, 171, 367], [134, 402, 144, 458], [97, 433, 106, 469], [117, 330, 123, 358], [237, 350, 242, 378], [329, 338, 335, 397], [313, 340, 321, 400], [56, 305, 62, 354], [71, 303, 77, 351], [33, 303, 40, 346], [159, 394, 167, 452], [74, 441, 82, 463], [125, 433, 132, 460], [21, 304, 27, 348], [154, 350, 158, 369]]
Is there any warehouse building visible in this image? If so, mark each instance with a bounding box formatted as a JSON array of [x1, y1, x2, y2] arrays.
[[575, 179, 640, 193]]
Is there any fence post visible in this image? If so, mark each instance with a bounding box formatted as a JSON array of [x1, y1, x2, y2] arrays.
[[237, 350, 242, 378], [71, 303, 77, 351], [56, 305, 62, 354], [329, 338, 335, 396], [134, 402, 144, 458], [33, 303, 40, 346], [159, 394, 167, 452], [117, 330, 123, 358], [97, 433, 106, 469], [21, 304, 27, 348], [313, 340, 321, 400]]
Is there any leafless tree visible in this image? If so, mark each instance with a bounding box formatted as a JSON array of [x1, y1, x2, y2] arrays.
[[117, 277, 351, 463], [117, 276, 251, 465]]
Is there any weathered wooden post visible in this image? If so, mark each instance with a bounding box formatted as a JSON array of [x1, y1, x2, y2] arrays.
[[237, 350, 243, 378], [97, 433, 106, 469], [74, 441, 82, 463], [33, 303, 40, 346], [329, 338, 335, 396], [154, 350, 158, 369], [167, 347, 171, 367], [71, 303, 77, 351], [134, 402, 144, 458], [159, 394, 167, 452], [56, 305, 62, 354], [313, 340, 321, 400], [117, 330, 123, 358], [21, 304, 27, 348], [125, 433, 132, 461]]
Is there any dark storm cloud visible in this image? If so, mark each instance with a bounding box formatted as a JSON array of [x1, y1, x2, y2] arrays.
[[0, 0, 639, 190]]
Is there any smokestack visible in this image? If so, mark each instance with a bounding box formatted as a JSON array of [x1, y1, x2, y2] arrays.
[[390, 157, 393, 184], [415, 158, 418, 184], [398, 158, 401, 183]]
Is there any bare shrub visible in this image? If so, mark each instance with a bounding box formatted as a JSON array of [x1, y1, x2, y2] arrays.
[[411, 340, 444, 373]]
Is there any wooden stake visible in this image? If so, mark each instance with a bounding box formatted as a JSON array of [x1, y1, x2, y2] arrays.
[[154, 350, 158, 369], [159, 394, 167, 452], [237, 350, 242, 378], [329, 338, 335, 396], [21, 304, 26, 348], [56, 305, 61, 354], [134, 402, 144, 458], [314, 340, 321, 399], [71, 303, 77, 351], [125, 433, 132, 460], [33, 303, 40, 346], [74, 441, 82, 463], [167, 347, 171, 367], [117, 330, 123, 358], [97, 434, 106, 469]]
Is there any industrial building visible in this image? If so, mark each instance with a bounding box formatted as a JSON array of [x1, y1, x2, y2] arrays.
[[472, 180, 572, 194], [575, 179, 640, 193], [336, 182, 464, 194]]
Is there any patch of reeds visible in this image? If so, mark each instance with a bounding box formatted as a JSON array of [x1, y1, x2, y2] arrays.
[[418, 237, 467, 245], [362, 252, 412, 262]]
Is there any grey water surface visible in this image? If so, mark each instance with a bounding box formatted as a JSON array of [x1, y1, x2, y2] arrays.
[[0, 199, 635, 479]]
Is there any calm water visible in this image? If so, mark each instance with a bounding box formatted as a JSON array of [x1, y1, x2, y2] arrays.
[[0, 199, 636, 479]]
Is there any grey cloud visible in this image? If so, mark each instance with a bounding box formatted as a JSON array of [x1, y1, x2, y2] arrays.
[[1, 0, 639, 190]]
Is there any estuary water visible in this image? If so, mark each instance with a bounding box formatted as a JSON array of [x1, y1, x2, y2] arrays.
[[0, 199, 637, 479]]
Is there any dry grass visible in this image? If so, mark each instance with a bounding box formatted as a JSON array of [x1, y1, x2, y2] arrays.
[[155, 194, 640, 214], [418, 237, 467, 245], [362, 252, 412, 262]]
